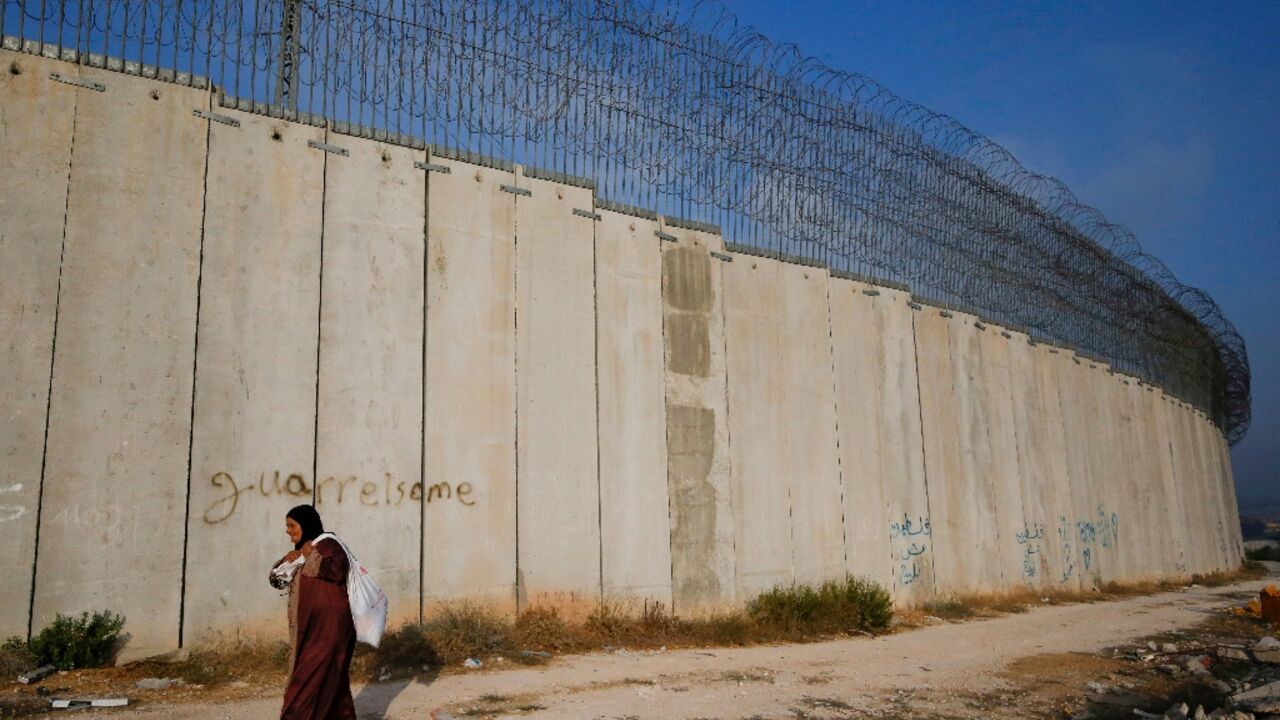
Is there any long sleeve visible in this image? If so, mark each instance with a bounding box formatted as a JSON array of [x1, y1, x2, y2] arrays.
[[300, 538, 349, 585], [269, 553, 294, 589]]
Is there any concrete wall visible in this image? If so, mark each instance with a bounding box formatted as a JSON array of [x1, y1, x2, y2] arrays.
[[595, 210, 672, 608], [0, 49, 1244, 652], [315, 134, 426, 624], [183, 109, 324, 641], [0, 51, 76, 638], [513, 174, 600, 615], [662, 225, 736, 613], [32, 66, 208, 660]]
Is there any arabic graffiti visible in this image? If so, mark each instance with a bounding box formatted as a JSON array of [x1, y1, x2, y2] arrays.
[[1073, 505, 1120, 576], [1016, 522, 1045, 580], [889, 513, 932, 587], [1057, 516, 1076, 583]]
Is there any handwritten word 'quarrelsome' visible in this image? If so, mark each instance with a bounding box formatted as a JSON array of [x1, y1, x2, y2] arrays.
[[203, 471, 475, 524]]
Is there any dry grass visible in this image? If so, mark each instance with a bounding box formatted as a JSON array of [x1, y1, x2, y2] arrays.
[[902, 566, 1266, 626]]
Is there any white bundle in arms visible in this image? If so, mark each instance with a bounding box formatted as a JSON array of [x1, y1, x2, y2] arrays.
[[314, 533, 388, 647]]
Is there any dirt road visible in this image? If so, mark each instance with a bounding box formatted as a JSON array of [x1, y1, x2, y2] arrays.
[[73, 577, 1272, 719]]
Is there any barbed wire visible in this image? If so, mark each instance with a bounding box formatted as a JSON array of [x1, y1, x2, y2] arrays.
[[0, 0, 1250, 442]]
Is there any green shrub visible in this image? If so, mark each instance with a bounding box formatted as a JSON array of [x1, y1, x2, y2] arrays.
[[29, 611, 126, 670], [1245, 546, 1280, 562], [748, 576, 893, 635]]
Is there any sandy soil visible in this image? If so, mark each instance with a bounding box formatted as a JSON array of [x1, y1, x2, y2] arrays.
[[45, 576, 1275, 719]]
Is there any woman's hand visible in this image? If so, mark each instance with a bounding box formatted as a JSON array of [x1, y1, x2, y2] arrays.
[[284, 549, 303, 563]]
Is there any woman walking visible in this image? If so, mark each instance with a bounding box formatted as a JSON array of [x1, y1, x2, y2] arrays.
[[269, 504, 357, 720]]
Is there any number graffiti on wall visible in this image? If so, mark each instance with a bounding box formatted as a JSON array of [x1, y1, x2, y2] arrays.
[[202, 471, 476, 524]]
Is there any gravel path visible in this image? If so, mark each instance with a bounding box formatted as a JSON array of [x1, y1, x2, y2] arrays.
[[74, 577, 1271, 719]]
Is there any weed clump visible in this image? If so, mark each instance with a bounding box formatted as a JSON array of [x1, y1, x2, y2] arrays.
[[1, 636, 39, 676], [29, 610, 125, 670], [748, 576, 893, 635]]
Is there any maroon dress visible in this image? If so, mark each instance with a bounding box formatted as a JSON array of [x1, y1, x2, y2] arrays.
[[270, 538, 357, 720]]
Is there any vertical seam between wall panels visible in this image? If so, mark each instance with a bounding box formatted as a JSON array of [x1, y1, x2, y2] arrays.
[[782, 273, 795, 587], [418, 157, 429, 624], [591, 206, 604, 604], [909, 311, 938, 598], [178, 87, 215, 648], [311, 130, 329, 502], [826, 277, 847, 573], [28, 78, 79, 642], [658, 234, 677, 613], [512, 189, 521, 612], [717, 241, 737, 603]]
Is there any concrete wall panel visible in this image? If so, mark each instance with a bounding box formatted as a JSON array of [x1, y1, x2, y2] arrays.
[[183, 111, 325, 641], [1004, 336, 1047, 586], [722, 255, 791, 597], [827, 279, 892, 590], [423, 158, 518, 612], [917, 311, 1001, 594], [663, 227, 735, 612], [596, 210, 671, 607], [1170, 399, 1212, 574], [779, 263, 844, 587], [315, 135, 425, 623], [514, 176, 600, 615], [0, 49, 76, 637], [34, 67, 207, 659], [1021, 340, 1081, 589], [1194, 412, 1233, 570], [879, 296, 935, 603], [1054, 353, 1102, 586], [1152, 393, 1192, 577], [977, 326, 1029, 587], [1084, 360, 1123, 583]]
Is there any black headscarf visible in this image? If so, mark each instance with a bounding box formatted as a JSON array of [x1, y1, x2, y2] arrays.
[[286, 504, 324, 550]]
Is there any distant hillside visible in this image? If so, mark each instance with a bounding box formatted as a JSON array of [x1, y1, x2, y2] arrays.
[[1239, 502, 1280, 540]]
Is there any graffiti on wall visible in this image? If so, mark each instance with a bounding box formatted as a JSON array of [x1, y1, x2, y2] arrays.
[[1057, 515, 1077, 583], [889, 513, 932, 586], [0, 483, 25, 523], [1074, 505, 1119, 574], [1015, 522, 1045, 580], [202, 470, 476, 524]]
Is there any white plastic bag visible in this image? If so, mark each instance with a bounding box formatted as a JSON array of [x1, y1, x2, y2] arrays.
[[314, 533, 388, 647]]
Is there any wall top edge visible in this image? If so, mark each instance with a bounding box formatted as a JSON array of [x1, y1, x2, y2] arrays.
[[3, 39, 1225, 437]]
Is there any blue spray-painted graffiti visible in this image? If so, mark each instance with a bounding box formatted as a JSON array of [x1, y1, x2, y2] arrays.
[[1016, 522, 1046, 580], [1073, 505, 1120, 576], [889, 513, 931, 587], [1057, 516, 1076, 583]]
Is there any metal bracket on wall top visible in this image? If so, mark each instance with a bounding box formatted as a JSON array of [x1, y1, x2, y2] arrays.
[[939, 310, 954, 318], [499, 184, 531, 196], [572, 208, 601, 220], [49, 73, 105, 92], [193, 109, 240, 127], [862, 289, 880, 296], [308, 140, 349, 156], [710, 251, 733, 262], [655, 230, 678, 242], [907, 301, 922, 310], [1001, 331, 1012, 339], [973, 321, 987, 330], [415, 161, 451, 173]]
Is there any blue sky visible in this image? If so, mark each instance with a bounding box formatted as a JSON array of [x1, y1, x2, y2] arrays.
[[720, 1, 1278, 506]]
